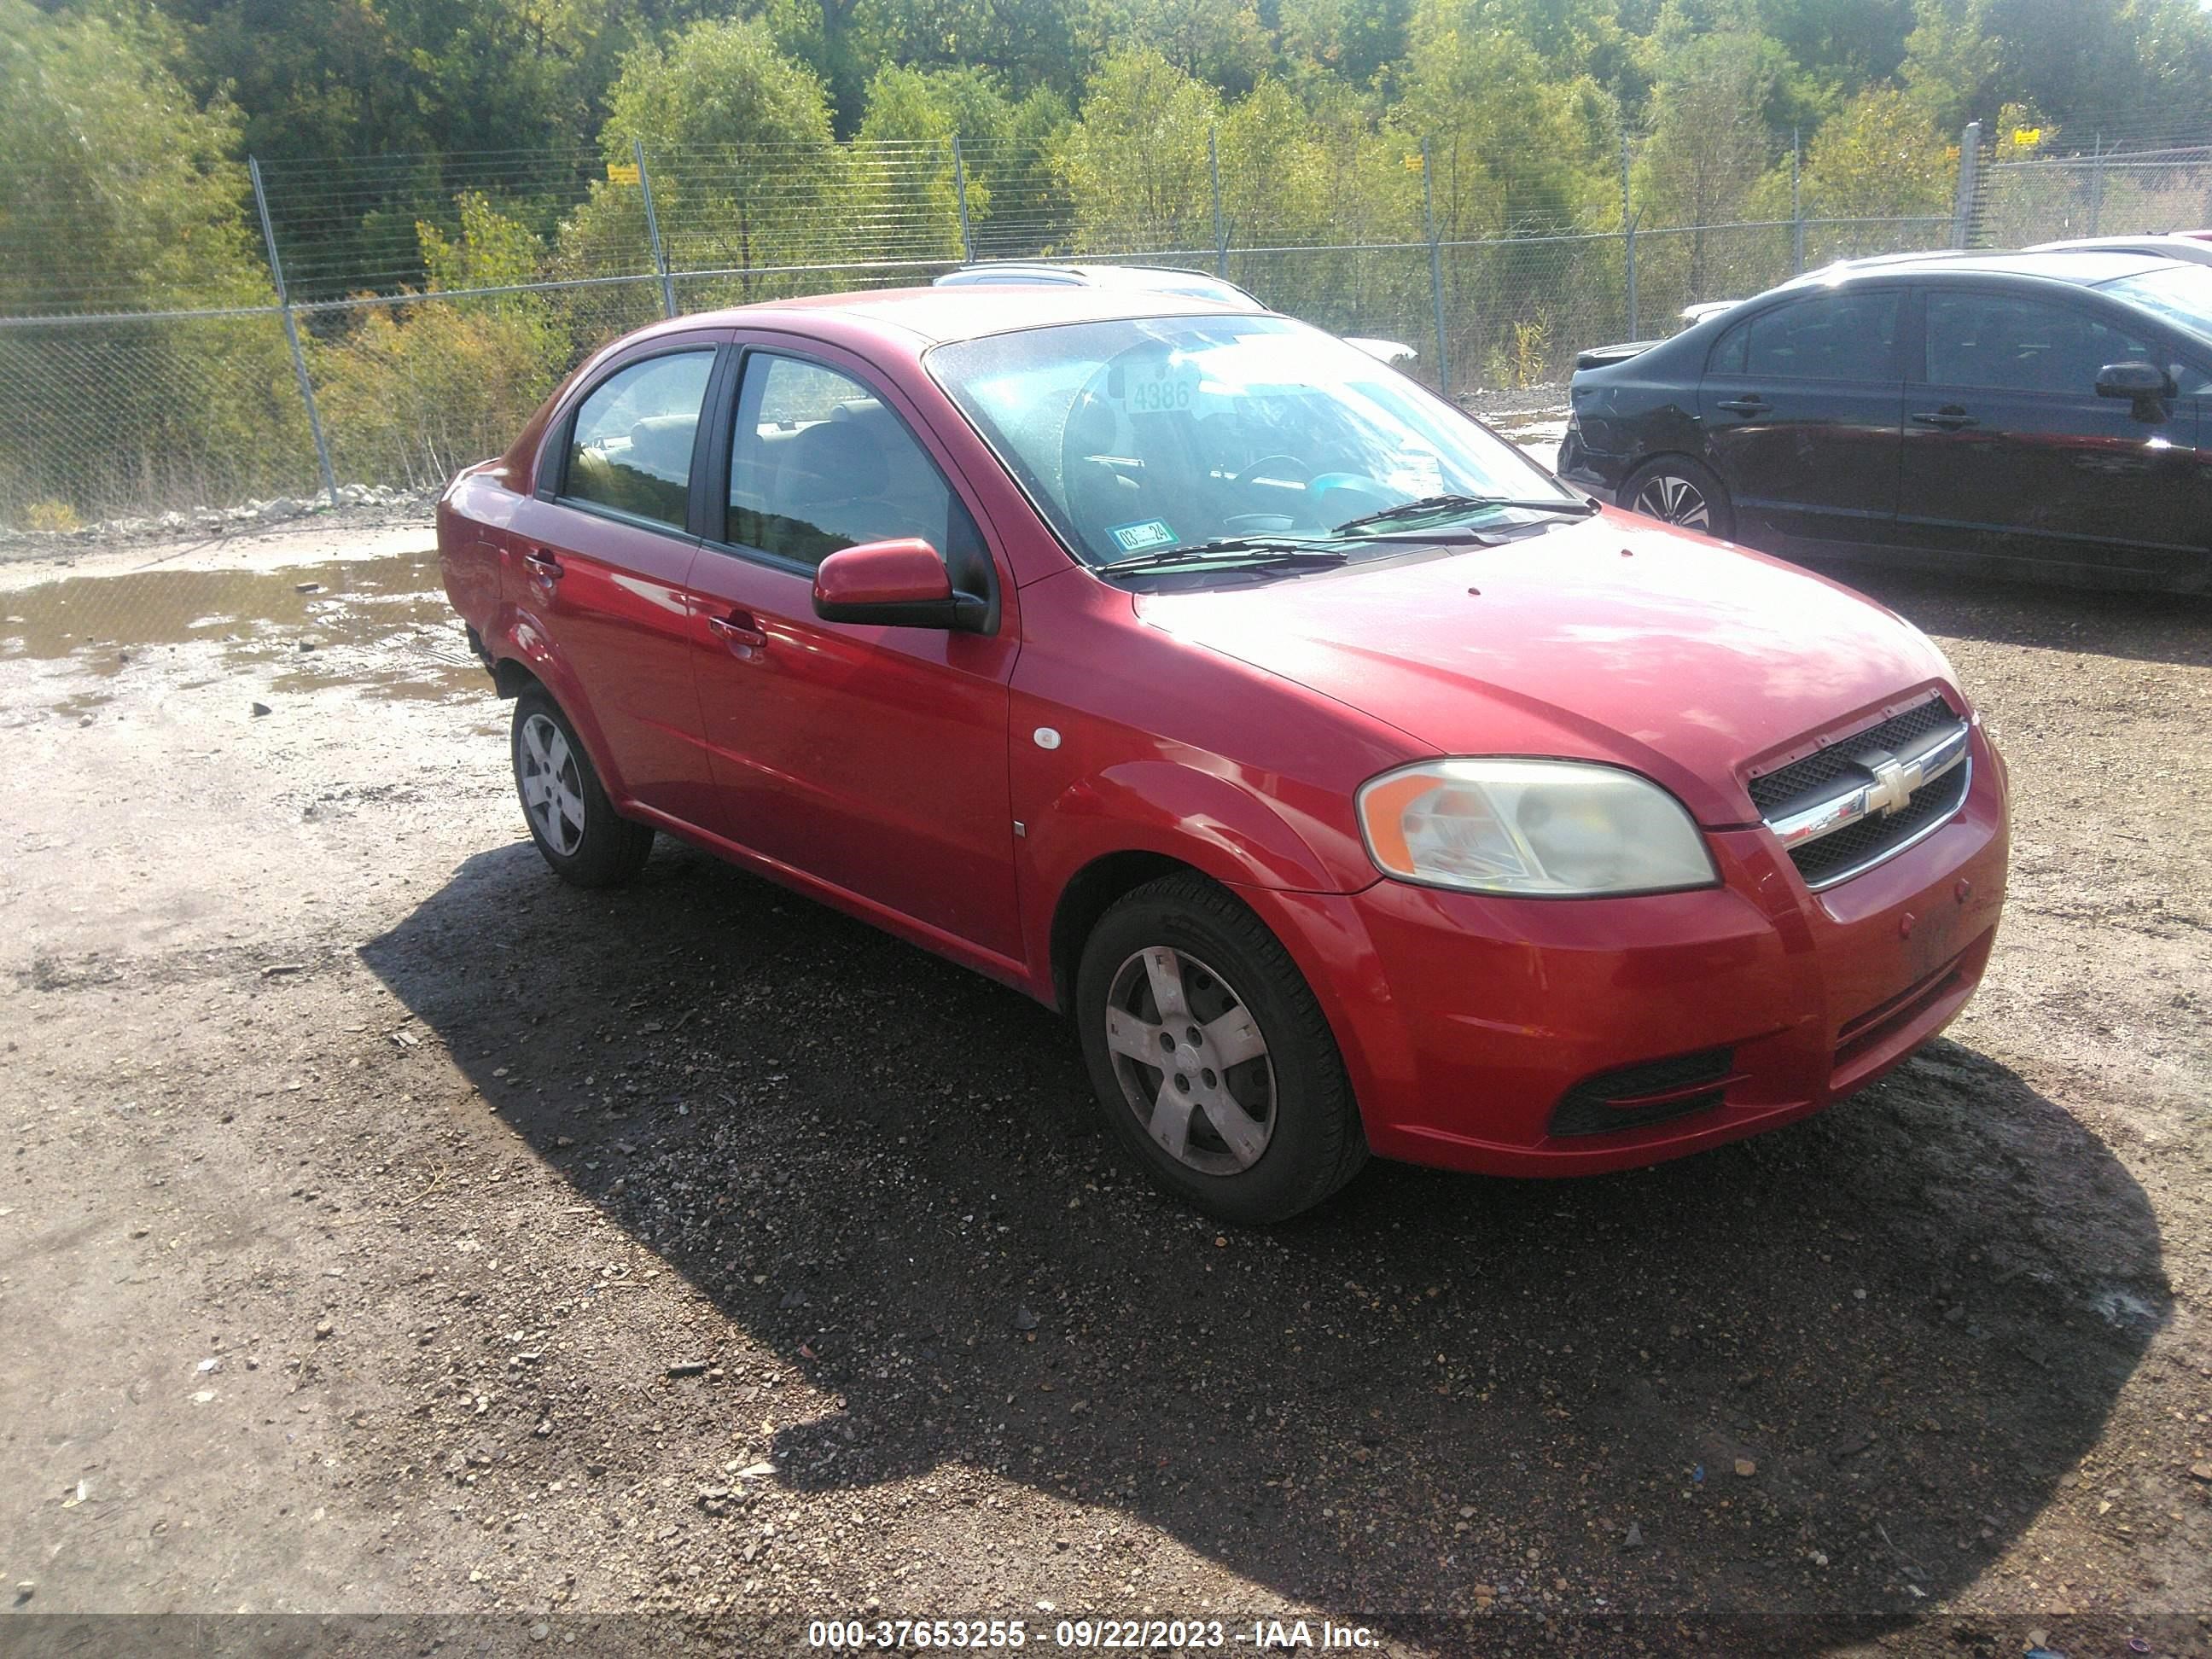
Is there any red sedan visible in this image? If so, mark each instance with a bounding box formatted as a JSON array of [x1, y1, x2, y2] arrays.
[[438, 287, 2009, 1224]]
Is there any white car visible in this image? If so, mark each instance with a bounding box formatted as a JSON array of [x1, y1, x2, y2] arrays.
[[933, 262, 1418, 366]]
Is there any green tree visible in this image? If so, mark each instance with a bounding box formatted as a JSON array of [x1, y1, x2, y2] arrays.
[[856, 65, 1019, 259], [584, 17, 846, 296], [1394, 0, 1613, 236], [1796, 84, 1954, 218], [0, 0, 311, 519], [0, 0, 267, 313], [1057, 48, 1221, 252]]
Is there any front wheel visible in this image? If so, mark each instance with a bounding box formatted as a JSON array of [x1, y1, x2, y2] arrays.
[[1074, 873, 1368, 1225], [1622, 455, 1734, 539]]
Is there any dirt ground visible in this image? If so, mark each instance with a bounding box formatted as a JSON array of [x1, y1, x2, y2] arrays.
[[2, 491, 2209, 1658]]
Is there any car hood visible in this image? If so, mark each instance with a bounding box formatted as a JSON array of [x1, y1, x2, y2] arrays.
[[1131, 509, 1956, 827]]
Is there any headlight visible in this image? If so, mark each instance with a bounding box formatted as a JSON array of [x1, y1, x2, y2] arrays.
[[1357, 759, 1717, 896]]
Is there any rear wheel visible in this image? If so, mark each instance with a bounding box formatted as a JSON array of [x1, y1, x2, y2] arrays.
[[1074, 873, 1367, 1225], [511, 685, 653, 888], [1622, 455, 1734, 538]]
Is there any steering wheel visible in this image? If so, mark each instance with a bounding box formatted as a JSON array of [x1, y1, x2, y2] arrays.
[[1228, 452, 1314, 490]]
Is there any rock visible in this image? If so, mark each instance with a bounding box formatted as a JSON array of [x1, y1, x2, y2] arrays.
[[1623, 1522, 1644, 1548], [196, 1358, 222, 1374], [2189, 1462, 2212, 1483], [297, 637, 318, 653], [1012, 1307, 1039, 1331], [13, 1583, 31, 1604], [533, 1418, 552, 1437], [666, 1361, 710, 1378], [1733, 1458, 1757, 1478], [295, 581, 322, 594], [250, 702, 272, 718], [778, 1289, 807, 1309], [313, 1318, 334, 1340]]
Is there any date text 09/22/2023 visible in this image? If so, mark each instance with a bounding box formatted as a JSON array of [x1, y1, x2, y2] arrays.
[[806, 1617, 1377, 1650]]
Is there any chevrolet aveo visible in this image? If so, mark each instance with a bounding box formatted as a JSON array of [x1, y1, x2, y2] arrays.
[[438, 287, 2010, 1224]]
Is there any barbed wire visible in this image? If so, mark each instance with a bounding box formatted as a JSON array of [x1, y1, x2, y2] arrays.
[[4, 121, 2209, 527]]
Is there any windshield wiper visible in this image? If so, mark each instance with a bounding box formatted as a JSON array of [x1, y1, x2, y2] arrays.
[[1091, 536, 1354, 576], [1330, 492, 1598, 534]]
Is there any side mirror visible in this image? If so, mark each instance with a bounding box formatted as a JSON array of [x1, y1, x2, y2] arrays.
[[2095, 360, 2175, 418], [812, 539, 989, 631]]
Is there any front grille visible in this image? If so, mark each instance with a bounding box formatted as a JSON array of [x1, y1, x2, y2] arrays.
[[1551, 1047, 1736, 1138], [1747, 696, 1959, 817], [1786, 760, 1970, 887]]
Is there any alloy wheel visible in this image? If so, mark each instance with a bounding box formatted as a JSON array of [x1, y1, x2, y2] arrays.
[[1102, 946, 1277, 1175], [517, 712, 586, 858], [1633, 471, 1711, 530]]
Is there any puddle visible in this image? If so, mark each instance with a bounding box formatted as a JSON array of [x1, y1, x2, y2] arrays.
[[0, 550, 481, 703]]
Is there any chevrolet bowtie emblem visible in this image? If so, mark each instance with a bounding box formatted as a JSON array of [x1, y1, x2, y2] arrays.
[[1860, 751, 1913, 817]]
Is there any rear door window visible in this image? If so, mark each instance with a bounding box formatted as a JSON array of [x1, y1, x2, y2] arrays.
[[1924, 291, 2157, 394], [562, 350, 716, 529], [1710, 290, 1901, 381]]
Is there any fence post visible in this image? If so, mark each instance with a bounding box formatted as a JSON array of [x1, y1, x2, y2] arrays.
[[1422, 139, 1451, 399], [1953, 120, 1982, 248], [1619, 136, 1638, 341], [951, 136, 976, 264], [249, 156, 339, 507], [1208, 127, 1228, 280], [635, 139, 677, 318], [1790, 128, 1806, 274], [2088, 134, 2106, 235]]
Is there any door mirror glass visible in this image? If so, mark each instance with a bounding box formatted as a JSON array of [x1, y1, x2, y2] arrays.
[[812, 539, 986, 631]]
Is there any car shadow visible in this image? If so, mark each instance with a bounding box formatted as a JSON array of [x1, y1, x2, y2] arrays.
[[1801, 558, 2212, 669], [360, 838, 2168, 1643]]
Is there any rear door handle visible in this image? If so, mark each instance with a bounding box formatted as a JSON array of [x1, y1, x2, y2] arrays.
[[707, 611, 767, 651], [522, 549, 563, 586], [1715, 397, 1771, 416], [1912, 410, 1979, 430]]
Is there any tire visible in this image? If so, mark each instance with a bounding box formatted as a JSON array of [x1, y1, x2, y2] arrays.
[[510, 684, 654, 888], [1622, 455, 1734, 538], [1074, 872, 1368, 1225]]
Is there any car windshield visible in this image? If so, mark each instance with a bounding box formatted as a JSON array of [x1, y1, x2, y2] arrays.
[[927, 315, 1575, 568], [2103, 263, 2212, 344]]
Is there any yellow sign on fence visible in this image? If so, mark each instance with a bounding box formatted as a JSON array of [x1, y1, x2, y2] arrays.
[[606, 161, 641, 186]]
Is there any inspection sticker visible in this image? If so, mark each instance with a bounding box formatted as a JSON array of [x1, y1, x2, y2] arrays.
[[1106, 519, 1179, 554]]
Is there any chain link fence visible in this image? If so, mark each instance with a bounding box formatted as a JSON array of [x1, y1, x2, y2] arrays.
[[5, 120, 2209, 529]]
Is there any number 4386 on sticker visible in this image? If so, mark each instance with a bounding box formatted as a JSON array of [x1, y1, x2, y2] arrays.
[[1123, 364, 1200, 413]]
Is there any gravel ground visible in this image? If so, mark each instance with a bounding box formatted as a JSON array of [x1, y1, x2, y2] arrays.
[[1, 504, 2208, 1658]]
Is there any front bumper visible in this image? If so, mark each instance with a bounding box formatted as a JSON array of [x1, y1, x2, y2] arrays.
[[1243, 728, 2009, 1177]]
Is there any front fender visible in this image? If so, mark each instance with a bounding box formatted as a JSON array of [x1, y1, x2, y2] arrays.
[[1034, 758, 1349, 894]]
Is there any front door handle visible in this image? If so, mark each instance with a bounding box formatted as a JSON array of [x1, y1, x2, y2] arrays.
[[707, 611, 767, 651], [1912, 409, 1979, 430], [522, 549, 563, 589], [1716, 396, 1771, 416]]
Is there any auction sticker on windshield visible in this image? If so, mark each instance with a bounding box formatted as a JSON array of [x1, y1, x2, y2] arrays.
[[1121, 364, 1201, 413], [1107, 519, 1179, 554]]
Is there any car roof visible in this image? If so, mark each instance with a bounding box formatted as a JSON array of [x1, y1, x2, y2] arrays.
[[2026, 233, 2212, 263], [935, 261, 1265, 306], [642, 284, 1253, 349], [1779, 248, 2182, 290]]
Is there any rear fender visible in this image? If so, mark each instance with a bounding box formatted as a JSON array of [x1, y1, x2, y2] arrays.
[[483, 604, 632, 807]]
